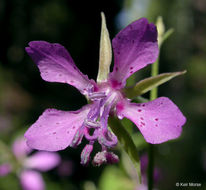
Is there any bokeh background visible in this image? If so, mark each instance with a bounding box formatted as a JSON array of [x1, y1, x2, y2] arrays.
[[0, 0, 206, 189]]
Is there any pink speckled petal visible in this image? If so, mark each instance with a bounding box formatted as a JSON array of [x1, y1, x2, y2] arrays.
[[110, 18, 158, 88], [20, 170, 45, 190], [116, 97, 186, 144], [24, 105, 90, 151], [25, 151, 61, 172], [25, 41, 95, 95]]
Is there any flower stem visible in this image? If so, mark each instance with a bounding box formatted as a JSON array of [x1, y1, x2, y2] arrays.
[[147, 143, 154, 190], [150, 56, 159, 100]]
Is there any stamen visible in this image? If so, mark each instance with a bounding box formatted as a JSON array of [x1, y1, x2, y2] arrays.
[[92, 150, 119, 166], [98, 129, 118, 148], [84, 119, 100, 128], [92, 150, 107, 166], [80, 143, 93, 166], [87, 101, 102, 120], [84, 127, 99, 141], [88, 92, 107, 101], [105, 152, 119, 164], [70, 126, 84, 148]]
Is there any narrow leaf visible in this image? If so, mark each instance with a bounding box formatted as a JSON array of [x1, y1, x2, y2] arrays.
[[97, 12, 112, 83], [124, 70, 186, 99], [108, 117, 141, 183], [161, 28, 174, 46]]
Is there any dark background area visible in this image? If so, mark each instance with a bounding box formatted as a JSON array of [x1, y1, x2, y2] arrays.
[[0, 0, 206, 189]]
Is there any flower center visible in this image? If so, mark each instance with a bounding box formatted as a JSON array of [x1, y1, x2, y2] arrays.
[[71, 82, 123, 165]]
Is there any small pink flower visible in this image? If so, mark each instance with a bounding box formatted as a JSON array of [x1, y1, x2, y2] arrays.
[[15, 138, 60, 190], [0, 164, 12, 177], [1, 137, 60, 190], [20, 170, 45, 190]]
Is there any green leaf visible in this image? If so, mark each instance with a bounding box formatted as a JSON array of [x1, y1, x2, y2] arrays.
[[97, 12, 112, 83], [134, 96, 149, 103], [108, 117, 141, 183], [99, 166, 135, 190], [124, 70, 186, 99], [161, 28, 174, 44]]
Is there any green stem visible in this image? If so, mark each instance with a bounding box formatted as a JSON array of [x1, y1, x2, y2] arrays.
[[150, 57, 159, 100], [147, 144, 154, 190]]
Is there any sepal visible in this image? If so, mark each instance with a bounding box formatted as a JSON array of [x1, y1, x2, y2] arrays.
[[97, 12, 112, 83], [124, 71, 186, 99]]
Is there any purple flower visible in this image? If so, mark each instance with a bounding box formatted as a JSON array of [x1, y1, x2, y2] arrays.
[[0, 164, 12, 177], [12, 136, 32, 159], [20, 170, 45, 190], [135, 154, 161, 190], [1, 137, 60, 190], [17, 138, 60, 190], [20, 151, 60, 190], [24, 18, 186, 165], [140, 154, 161, 185]]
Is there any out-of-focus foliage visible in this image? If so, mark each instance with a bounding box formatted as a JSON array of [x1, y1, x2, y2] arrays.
[[99, 166, 134, 190], [0, 0, 206, 189]]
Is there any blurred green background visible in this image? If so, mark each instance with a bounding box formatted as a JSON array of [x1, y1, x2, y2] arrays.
[[0, 0, 206, 189]]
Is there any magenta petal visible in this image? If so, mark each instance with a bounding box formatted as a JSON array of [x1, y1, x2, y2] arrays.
[[12, 137, 32, 159], [26, 41, 95, 95], [110, 18, 158, 88], [24, 151, 60, 172], [24, 105, 90, 151], [116, 97, 186, 144], [20, 170, 45, 190]]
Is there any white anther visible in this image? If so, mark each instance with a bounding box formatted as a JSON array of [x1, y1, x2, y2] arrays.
[[88, 92, 107, 101], [85, 119, 100, 128]]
